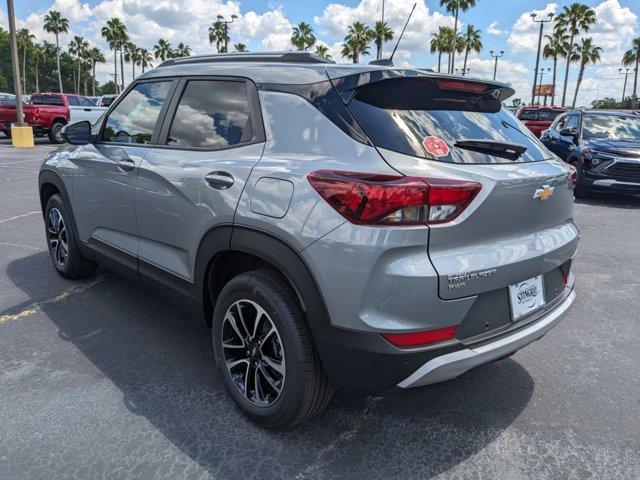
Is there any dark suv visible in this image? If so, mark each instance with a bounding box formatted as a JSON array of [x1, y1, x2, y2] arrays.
[[541, 110, 640, 196]]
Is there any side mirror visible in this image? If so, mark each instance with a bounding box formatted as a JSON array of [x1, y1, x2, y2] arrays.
[[559, 127, 577, 139], [62, 120, 92, 145]]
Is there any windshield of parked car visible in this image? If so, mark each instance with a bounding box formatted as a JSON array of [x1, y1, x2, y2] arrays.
[[519, 109, 563, 122], [582, 114, 640, 141]]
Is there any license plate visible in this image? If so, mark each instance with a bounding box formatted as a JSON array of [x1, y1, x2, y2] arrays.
[[509, 275, 545, 320]]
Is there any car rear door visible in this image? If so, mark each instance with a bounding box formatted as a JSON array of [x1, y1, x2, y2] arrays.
[[72, 79, 177, 269], [69, 96, 107, 125], [135, 77, 265, 282]]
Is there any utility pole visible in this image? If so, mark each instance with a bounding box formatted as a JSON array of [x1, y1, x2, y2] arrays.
[[490, 50, 504, 81], [379, 0, 385, 59], [619, 68, 633, 103], [530, 12, 554, 106], [217, 14, 237, 53], [7, 0, 24, 126]]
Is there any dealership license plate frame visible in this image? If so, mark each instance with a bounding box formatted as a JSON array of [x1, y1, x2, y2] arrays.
[[509, 275, 546, 321]]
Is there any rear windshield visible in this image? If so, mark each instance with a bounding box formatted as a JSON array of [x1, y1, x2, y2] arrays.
[[519, 109, 563, 121], [346, 78, 552, 164], [31, 95, 64, 106]]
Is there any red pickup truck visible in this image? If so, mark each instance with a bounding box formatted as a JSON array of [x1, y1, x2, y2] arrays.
[[515, 106, 567, 138], [0, 93, 106, 143]]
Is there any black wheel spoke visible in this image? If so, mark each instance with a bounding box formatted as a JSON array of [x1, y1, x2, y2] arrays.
[[222, 299, 285, 407]]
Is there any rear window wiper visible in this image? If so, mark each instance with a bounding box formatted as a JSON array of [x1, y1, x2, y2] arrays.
[[454, 139, 527, 161]]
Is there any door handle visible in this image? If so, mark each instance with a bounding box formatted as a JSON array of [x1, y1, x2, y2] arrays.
[[205, 171, 234, 189], [83, 108, 92, 111], [117, 158, 136, 172]]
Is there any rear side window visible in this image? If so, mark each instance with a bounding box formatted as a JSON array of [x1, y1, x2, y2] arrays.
[[32, 95, 63, 106], [102, 81, 172, 144], [347, 78, 551, 164], [166, 80, 252, 148]]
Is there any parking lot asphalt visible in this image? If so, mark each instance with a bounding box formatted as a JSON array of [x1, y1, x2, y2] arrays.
[[0, 138, 639, 480]]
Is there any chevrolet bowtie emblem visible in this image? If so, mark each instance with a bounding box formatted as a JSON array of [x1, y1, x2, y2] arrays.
[[533, 185, 555, 201]]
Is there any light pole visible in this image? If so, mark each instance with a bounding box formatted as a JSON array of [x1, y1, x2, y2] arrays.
[[537, 67, 551, 105], [490, 50, 504, 81], [217, 14, 238, 53], [379, 0, 385, 59], [619, 68, 633, 103], [530, 12, 554, 106], [6, 0, 33, 147]]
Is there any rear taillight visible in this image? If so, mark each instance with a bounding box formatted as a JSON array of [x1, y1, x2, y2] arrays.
[[382, 326, 458, 348], [436, 79, 489, 93], [307, 170, 481, 226]]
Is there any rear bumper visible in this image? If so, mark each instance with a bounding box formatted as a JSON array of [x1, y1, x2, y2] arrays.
[[397, 289, 575, 388]]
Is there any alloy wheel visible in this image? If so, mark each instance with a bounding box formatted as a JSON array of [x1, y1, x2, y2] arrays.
[[47, 208, 68, 267], [221, 299, 285, 407]]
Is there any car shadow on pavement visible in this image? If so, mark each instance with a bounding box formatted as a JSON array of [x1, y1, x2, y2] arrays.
[[575, 192, 640, 209], [5, 253, 535, 479]]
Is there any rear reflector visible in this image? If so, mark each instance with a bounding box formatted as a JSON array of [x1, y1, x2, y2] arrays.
[[436, 79, 490, 93], [563, 273, 570, 285], [307, 170, 481, 226], [382, 326, 458, 348]]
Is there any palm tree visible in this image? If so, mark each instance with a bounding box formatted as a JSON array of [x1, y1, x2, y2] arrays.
[[154, 39, 173, 61], [138, 48, 153, 73], [555, 3, 597, 106], [291, 22, 316, 51], [233, 43, 247, 52], [543, 29, 571, 106], [461, 25, 482, 75], [101, 18, 126, 93], [174, 42, 192, 57], [314, 44, 331, 59], [431, 26, 451, 73], [373, 21, 394, 60], [123, 42, 140, 80], [209, 20, 226, 53], [87, 47, 105, 96], [622, 38, 640, 109], [571, 37, 601, 108], [439, 0, 477, 73], [43, 10, 69, 93], [33, 43, 44, 93], [17, 29, 35, 93], [343, 21, 373, 63], [68, 35, 89, 94]]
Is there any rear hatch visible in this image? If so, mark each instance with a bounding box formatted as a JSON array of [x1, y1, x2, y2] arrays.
[[329, 70, 579, 301]]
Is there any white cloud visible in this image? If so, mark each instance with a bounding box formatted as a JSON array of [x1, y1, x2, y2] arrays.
[[507, 3, 557, 55], [487, 21, 504, 35]]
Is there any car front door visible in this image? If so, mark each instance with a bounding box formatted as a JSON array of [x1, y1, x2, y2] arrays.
[[135, 77, 264, 282], [555, 114, 580, 161], [72, 79, 177, 269]]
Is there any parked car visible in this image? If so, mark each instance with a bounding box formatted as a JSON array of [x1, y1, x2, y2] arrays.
[[515, 106, 566, 138], [96, 94, 118, 107], [0, 93, 107, 143], [38, 52, 578, 429], [541, 109, 640, 196]]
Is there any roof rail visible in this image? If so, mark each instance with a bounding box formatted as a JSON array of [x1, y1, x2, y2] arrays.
[[158, 51, 335, 68]]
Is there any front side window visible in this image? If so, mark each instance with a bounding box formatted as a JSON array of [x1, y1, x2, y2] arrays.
[[564, 115, 580, 133], [67, 96, 80, 106], [102, 81, 172, 144], [166, 80, 251, 148], [79, 97, 95, 106]]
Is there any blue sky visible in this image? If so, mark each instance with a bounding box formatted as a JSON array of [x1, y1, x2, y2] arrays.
[[3, 0, 640, 105]]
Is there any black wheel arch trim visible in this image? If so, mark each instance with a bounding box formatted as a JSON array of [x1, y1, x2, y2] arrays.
[[38, 170, 82, 247]]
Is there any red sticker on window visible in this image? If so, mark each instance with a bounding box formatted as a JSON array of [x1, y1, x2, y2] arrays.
[[422, 136, 450, 157]]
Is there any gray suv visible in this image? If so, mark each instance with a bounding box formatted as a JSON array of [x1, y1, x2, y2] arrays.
[[38, 52, 578, 429]]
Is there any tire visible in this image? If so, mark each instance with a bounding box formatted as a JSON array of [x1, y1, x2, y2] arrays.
[[212, 269, 333, 429], [44, 194, 97, 279], [572, 161, 588, 198], [2, 129, 11, 139], [48, 121, 65, 144]]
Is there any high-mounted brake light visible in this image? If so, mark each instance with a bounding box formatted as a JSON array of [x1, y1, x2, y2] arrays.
[[382, 326, 458, 348], [307, 170, 481, 226], [436, 79, 489, 93]]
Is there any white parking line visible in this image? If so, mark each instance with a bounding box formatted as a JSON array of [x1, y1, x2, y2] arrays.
[[0, 211, 40, 225]]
